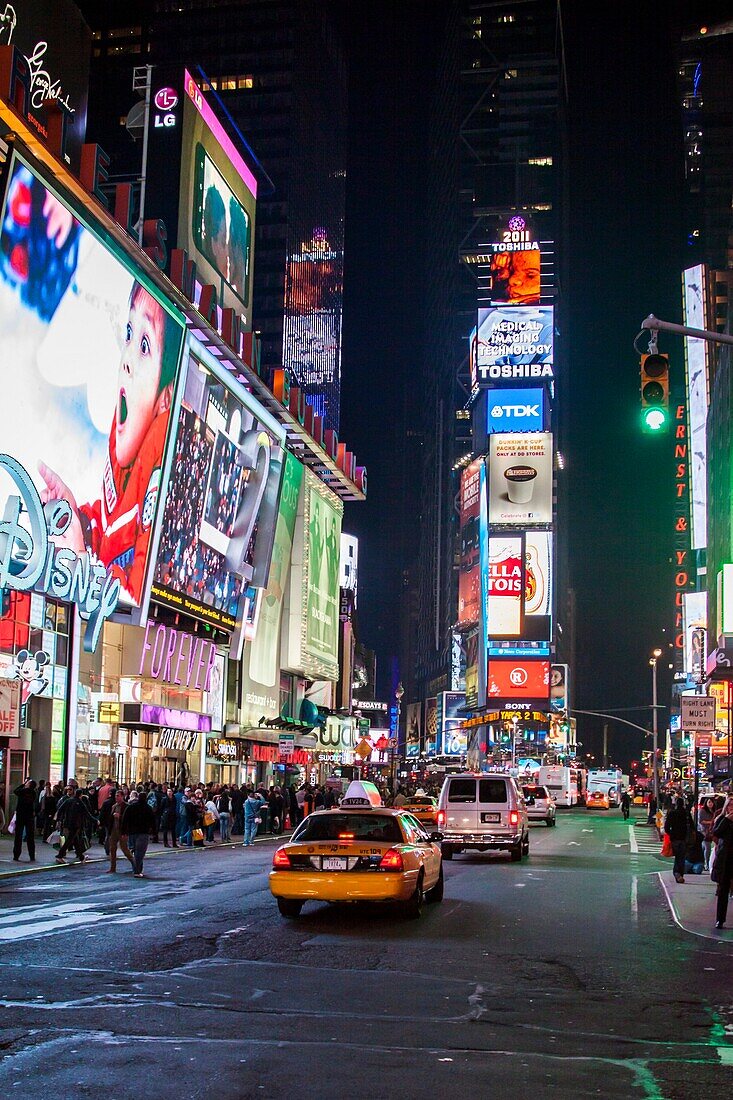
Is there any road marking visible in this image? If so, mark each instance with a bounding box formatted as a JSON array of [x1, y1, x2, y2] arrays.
[[581, 829, 594, 833], [629, 826, 638, 853], [0, 899, 156, 943], [567, 841, 581, 846], [630, 876, 638, 923]]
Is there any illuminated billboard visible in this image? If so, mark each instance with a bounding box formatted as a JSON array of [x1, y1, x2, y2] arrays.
[[488, 433, 553, 525], [486, 535, 524, 638], [476, 306, 554, 383], [437, 691, 467, 756], [283, 227, 343, 431], [146, 69, 258, 326], [489, 250, 541, 306], [458, 459, 483, 624], [486, 388, 546, 434], [682, 590, 706, 680], [151, 347, 285, 636], [424, 697, 438, 754], [525, 531, 552, 640], [405, 701, 422, 758], [487, 659, 550, 703], [682, 266, 709, 550], [0, 152, 185, 609]]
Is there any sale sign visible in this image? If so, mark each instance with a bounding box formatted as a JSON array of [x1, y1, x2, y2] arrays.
[[487, 658, 550, 702], [486, 535, 524, 637], [0, 679, 21, 737]]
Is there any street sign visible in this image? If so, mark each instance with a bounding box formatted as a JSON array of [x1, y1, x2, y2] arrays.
[[355, 738, 372, 760], [278, 733, 295, 758], [680, 696, 716, 731], [695, 731, 713, 750]]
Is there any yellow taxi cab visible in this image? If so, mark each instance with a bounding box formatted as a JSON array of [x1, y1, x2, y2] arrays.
[[586, 790, 610, 810], [269, 781, 444, 919], [399, 794, 439, 827]]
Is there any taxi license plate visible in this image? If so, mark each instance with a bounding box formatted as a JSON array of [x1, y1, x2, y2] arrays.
[[481, 812, 501, 823], [322, 857, 348, 871]]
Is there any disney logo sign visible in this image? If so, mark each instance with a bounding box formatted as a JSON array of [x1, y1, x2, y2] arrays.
[[0, 455, 120, 652]]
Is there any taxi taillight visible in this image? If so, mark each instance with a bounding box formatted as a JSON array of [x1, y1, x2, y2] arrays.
[[272, 848, 291, 869], [437, 809, 446, 826], [379, 848, 404, 872]]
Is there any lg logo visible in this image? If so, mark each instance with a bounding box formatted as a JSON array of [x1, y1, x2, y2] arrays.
[[509, 667, 528, 687], [491, 404, 540, 419], [154, 87, 178, 111]]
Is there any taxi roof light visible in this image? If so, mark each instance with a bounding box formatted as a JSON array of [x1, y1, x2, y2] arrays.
[[341, 780, 383, 808], [338, 833, 355, 840], [272, 848, 291, 869], [379, 848, 404, 872]]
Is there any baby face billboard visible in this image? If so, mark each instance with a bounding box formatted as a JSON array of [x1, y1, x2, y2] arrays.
[[0, 154, 185, 608], [304, 472, 342, 669], [152, 349, 285, 634]]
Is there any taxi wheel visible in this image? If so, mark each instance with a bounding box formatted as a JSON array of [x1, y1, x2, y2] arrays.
[[404, 872, 425, 919], [426, 864, 444, 903], [277, 898, 303, 918]]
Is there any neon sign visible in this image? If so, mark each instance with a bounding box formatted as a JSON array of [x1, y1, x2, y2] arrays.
[[0, 454, 120, 651]]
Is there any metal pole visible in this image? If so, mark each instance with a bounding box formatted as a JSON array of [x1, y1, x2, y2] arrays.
[[137, 64, 153, 246], [603, 722, 608, 769], [641, 313, 733, 347], [652, 658, 659, 806]]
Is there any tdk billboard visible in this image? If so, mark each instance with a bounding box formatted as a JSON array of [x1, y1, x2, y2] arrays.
[[485, 388, 547, 434]]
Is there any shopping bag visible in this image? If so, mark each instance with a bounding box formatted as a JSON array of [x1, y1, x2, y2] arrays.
[[192, 828, 204, 842], [7, 813, 16, 835], [203, 812, 216, 827], [661, 833, 673, 857], [47, 829, 61, 845]]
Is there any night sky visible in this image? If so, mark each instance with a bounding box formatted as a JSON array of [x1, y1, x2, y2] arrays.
[[338, 1, 722, 769]]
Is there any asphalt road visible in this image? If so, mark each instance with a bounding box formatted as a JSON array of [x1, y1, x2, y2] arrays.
[[0, 809, 731, 1099]]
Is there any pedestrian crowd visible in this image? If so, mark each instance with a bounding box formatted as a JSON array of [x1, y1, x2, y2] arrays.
[[5, 777, 347, 880], [660, 790, 733, 930]]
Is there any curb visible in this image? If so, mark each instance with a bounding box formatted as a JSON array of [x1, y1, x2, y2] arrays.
[[0, 832, 293, 881], [657, 871, 733, 945]]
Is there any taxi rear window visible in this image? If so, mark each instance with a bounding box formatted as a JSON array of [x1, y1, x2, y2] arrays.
[[407, 798, 434, 806], [293, 814, 404, 844]]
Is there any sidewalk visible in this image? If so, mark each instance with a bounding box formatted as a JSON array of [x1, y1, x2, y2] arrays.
[[658, 869, 733, 945], [0, 830, 288, 879]]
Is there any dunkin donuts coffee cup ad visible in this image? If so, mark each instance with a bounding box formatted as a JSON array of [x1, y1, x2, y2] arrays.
[[488, 432, 553, 524]]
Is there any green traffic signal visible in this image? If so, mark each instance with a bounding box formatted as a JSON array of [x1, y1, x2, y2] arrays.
[[642, 406, 668, 432], [640, 352, 670, 433]]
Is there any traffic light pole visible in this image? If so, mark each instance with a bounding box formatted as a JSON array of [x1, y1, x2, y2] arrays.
[[640, 314, 733, 348]]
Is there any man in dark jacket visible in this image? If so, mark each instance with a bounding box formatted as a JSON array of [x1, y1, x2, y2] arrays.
[[713, 798, 733, 928], [665, 797, 693, 883], [230, 785, 244, 836], [120, 791, 156, 877], [56, 789, 91, 863], [12, 779, 37, 862]]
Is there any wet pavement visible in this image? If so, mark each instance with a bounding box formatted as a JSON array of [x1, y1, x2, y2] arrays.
[[0, 809, 731, 1098]]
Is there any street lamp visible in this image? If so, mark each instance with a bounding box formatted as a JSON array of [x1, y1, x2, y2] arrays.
[[649, 647, 662, 806]]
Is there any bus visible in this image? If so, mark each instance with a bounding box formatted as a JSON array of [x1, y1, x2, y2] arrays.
[[538, 765, 579, 808], [587, 769, 624, 807]]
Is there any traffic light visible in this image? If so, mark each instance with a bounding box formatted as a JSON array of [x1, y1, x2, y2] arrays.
[[640, 353, 670, 432]]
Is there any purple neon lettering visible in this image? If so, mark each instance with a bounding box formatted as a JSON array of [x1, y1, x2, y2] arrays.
[[203, 643, 217, 692], [194, 642, 207, 690], [186, 638, 200, 687], [163, 628, 178, 681], [139, 621, 154, 676], [150, 624, 167, 678]]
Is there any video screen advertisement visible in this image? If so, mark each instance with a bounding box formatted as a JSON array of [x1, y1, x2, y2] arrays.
[[487, 659, 550, 705], [405, 701, 422, 758], [145, 69, 257, 326], [475, 306, 554, 384], [437, 691, 467, 756], [524, 531, 552, 641], [488, 433, 553, 526], [485, 535, 524, 638], [151, 342, 285, 649], [682, 265, 709, 551], [458, 458, 483, 625], [0, 150, 185, 612], [0, 0, 92, 172]]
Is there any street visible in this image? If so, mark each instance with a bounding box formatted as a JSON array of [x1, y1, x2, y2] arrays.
[[0, 809, 731, 1099]]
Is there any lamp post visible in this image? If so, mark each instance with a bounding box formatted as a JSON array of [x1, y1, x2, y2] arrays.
[[650, 647, 662, 806], [392, 681, 404, 794]]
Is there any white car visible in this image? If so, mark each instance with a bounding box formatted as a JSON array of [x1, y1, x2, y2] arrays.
[[521, 784, 556, 826]]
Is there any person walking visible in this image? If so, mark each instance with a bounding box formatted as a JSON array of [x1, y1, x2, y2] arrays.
[[665, 796, 693, 884], [287, 784, 299, 829], [160, 787, 178, 848], [204, 794, 220, 843], [216, 786, 232, 843], [268, 786, 284, 835], [620, 790, 631, 821], [12, 779, 37, 862], [39, 782, 58, 842], [698, 797, 716, 871], [120, 790, 156, 878], [712, 798, 733, 929], [104, 790, 134, 873], [243, 790, 266, 847], [147, 784, 163, 844], [230, 785, 244, 836], [56, 788, 91, 863]]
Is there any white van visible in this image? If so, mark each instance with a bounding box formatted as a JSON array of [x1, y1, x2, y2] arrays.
[[437, 773, 530, 862]]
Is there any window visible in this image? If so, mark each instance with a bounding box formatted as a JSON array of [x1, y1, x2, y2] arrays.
[[220, 77, 237, 91], [528, 156, 553, 166], [401, 814, 430, 842], [448, 778, 476, 803], [478, 779, 508, 804], [238, 75, 254, 89], [108, 25, 141, 39], [293, 814, 404, 843]]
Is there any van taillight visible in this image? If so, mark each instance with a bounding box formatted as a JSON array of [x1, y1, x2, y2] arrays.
[[509, 810, 519, 826], [379, 848, 404, 871], [272, 848, 291, 868], [437, 809, 446, 826]]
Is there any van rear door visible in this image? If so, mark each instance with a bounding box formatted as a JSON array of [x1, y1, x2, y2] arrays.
[[477, 777, 510, 832], [445, 777, 479, 833]]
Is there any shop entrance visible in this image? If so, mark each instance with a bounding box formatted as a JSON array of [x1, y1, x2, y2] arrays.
[[0, 748, 29, 819]]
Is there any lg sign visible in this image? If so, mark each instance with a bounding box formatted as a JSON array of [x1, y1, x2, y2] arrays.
[[154, 87, 179, 128], [486, 388, 545, 434]]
